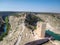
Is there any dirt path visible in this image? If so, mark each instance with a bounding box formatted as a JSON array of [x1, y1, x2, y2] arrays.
[[15, 23, 25, 45]]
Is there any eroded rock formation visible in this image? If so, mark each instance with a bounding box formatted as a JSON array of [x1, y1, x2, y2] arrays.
[[0, 12, 60, 45]]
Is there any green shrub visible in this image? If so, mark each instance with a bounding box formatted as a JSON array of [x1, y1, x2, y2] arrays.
[[25, 14, 43, 30], [0, 16, 10, 41]]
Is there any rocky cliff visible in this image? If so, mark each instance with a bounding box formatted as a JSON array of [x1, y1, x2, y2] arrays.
[[0, 12, 60, 45]]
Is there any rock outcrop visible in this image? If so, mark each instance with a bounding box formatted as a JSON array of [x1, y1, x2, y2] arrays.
[[0, 12, 60, 45]]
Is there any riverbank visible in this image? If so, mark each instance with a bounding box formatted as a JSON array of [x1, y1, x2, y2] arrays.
[[0, 16, 10, 41]]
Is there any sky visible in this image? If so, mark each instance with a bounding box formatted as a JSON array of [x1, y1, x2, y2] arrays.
[[0, 0, 60, 13]]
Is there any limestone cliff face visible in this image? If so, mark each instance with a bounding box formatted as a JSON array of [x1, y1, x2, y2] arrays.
[[0, 13, 60, 45], [36, 14, 60, 34], [0, 14, 35, 45]]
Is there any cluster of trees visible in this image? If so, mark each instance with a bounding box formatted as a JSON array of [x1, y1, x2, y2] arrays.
[[24, 13, 43, 31], [0, 16, 10, 41]]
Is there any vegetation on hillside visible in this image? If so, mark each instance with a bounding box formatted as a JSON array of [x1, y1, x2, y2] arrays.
[[0, 16, 10, 41], [25, 13, 44, 31], [11, 13, 24, 18]]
